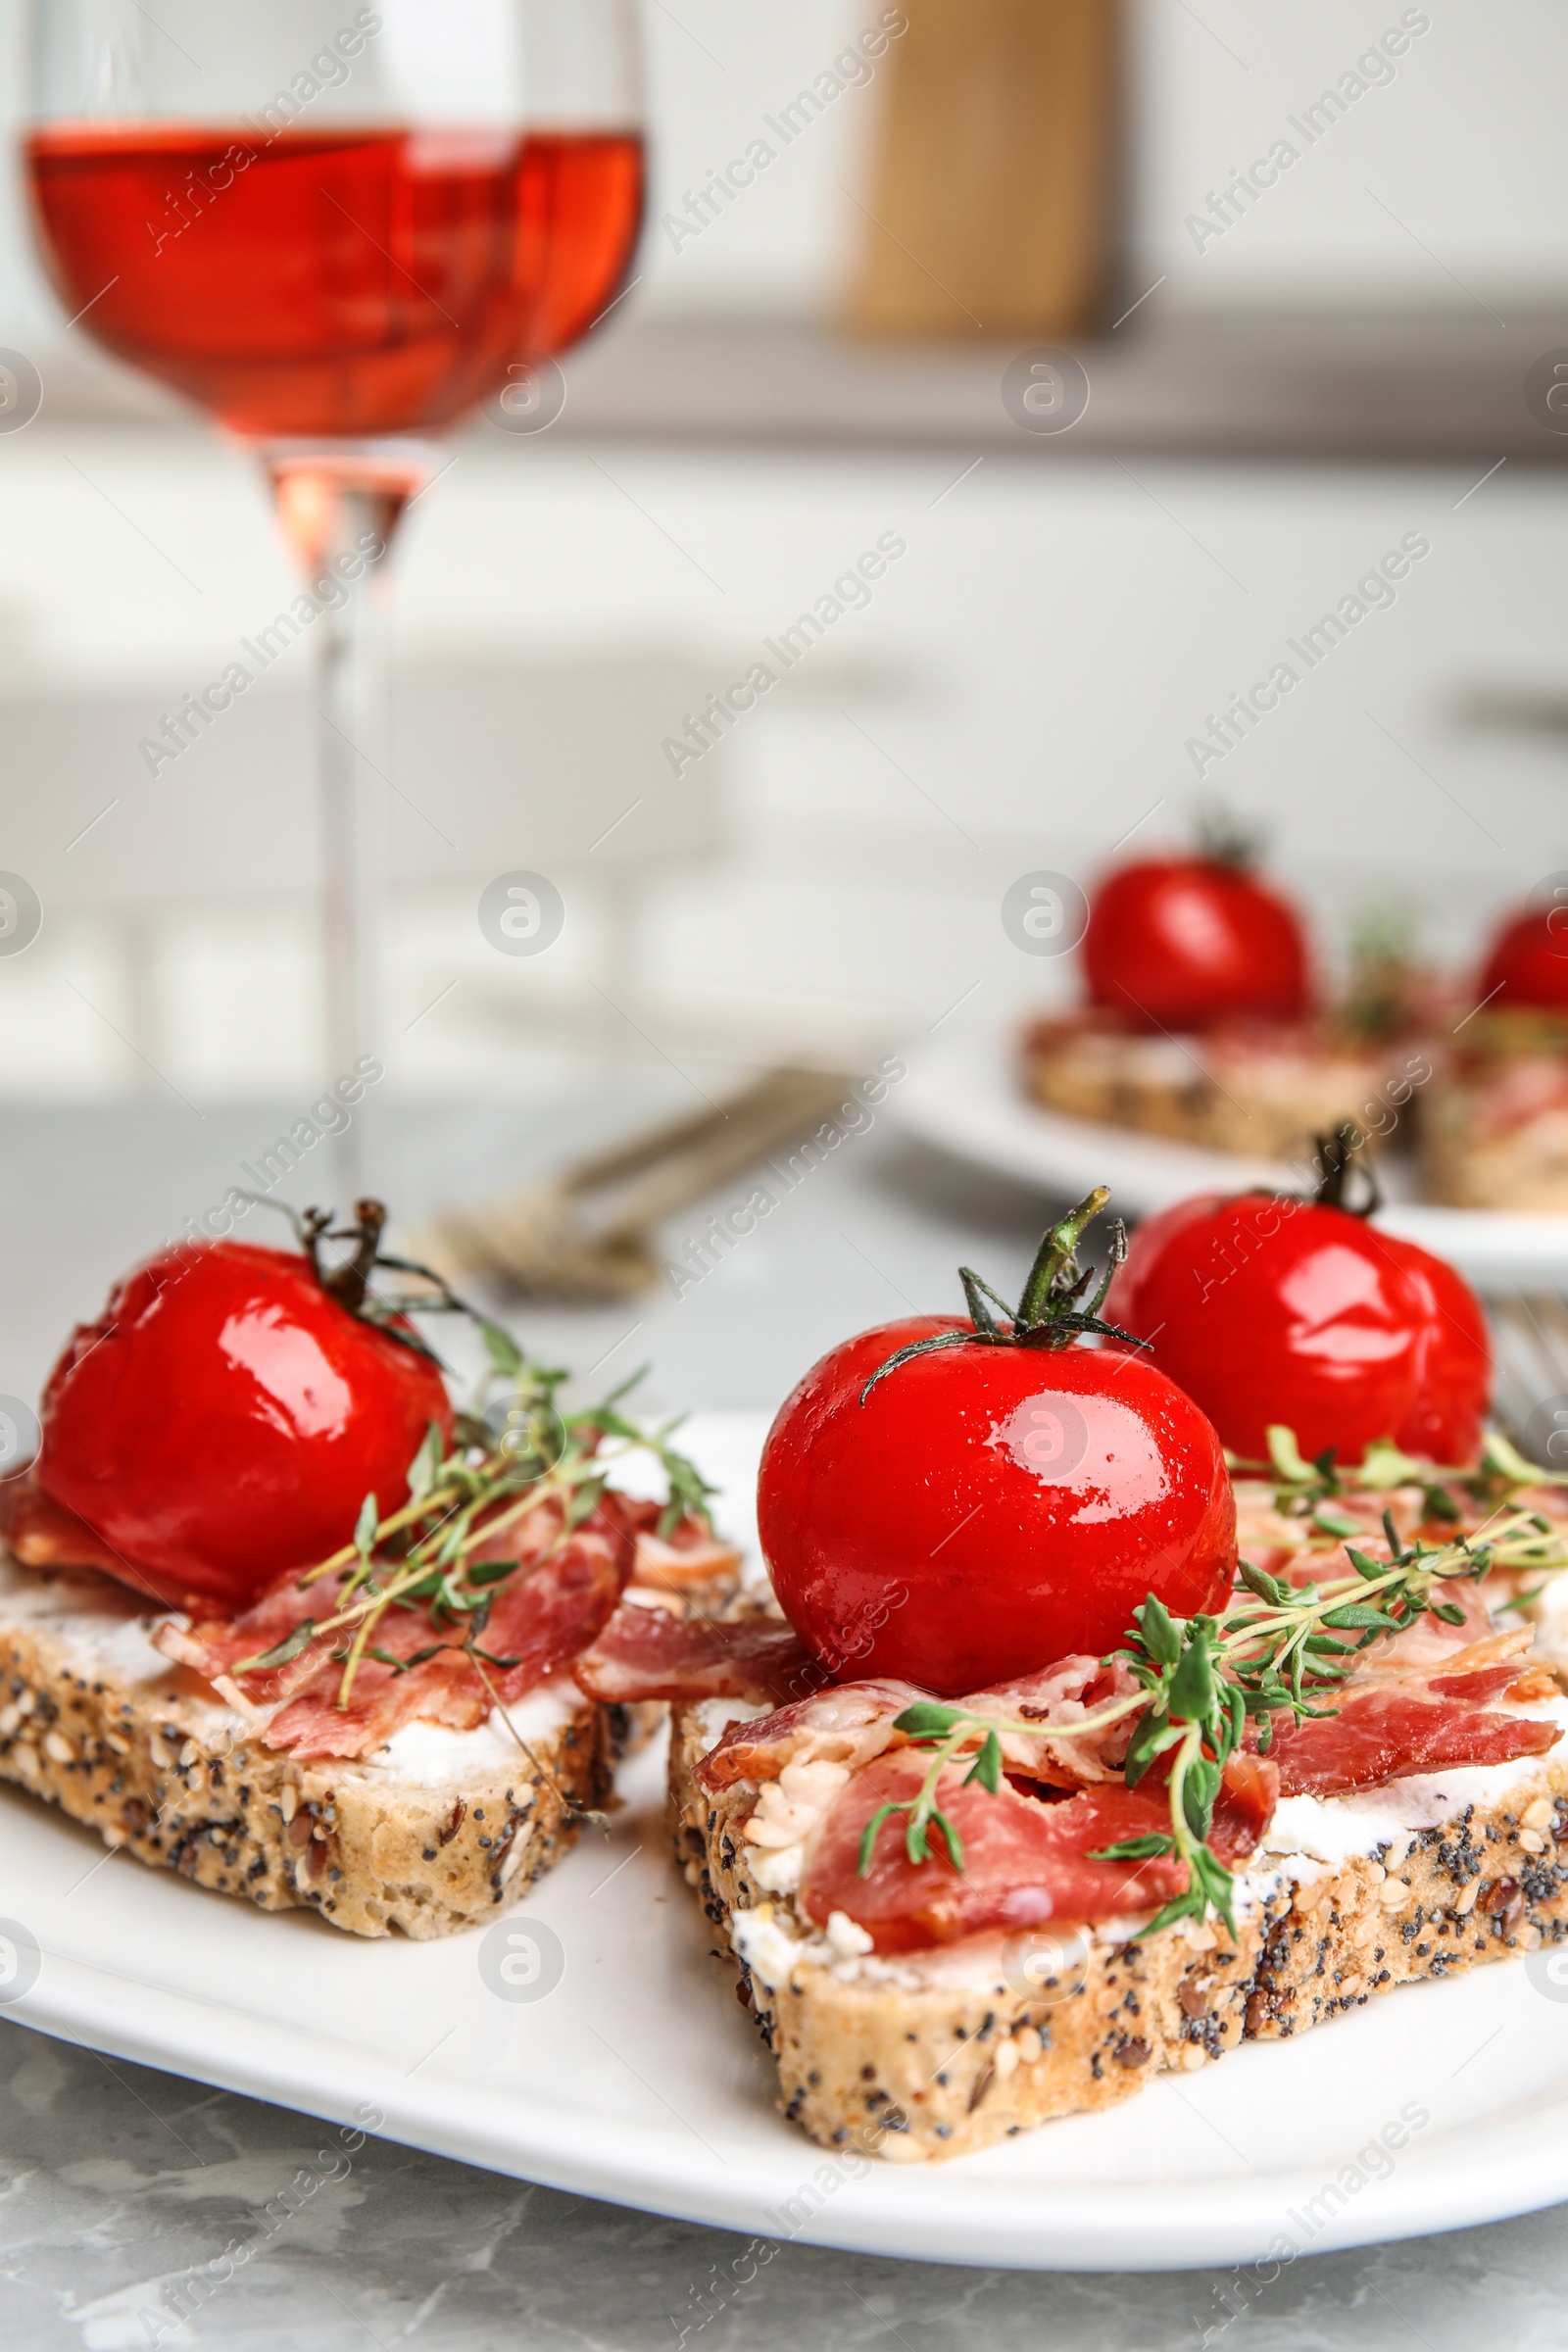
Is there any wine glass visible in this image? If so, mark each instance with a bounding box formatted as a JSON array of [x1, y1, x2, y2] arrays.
[[22, 0, 645, 1194]]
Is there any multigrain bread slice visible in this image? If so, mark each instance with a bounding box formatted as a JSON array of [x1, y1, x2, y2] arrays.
[[0, 1550, 612, 1939], [668, 1695, 1568, 2162], [1421, 1019, 1568, 1210], [1020, 1015, 1426, 1165], [668, 1701, 1264, 2160]]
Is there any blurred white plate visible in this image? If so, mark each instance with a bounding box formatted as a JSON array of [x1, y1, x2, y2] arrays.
[[894, 1051, 1568, 1291], [8, 1412, 1568, 2271]]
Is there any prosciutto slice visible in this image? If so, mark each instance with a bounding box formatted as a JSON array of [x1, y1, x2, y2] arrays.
[[270, 1533, 623, 1758], [609, 1497, 745, 1592], [1266, 1686, 1560, 1798], [1346, 1623, 1530, 1694], [964, 1656, 1145, 1788], [1232, 1482, 1442, 1588], [460, 1488, 603, 1571], [461, 1489, 741, 1591], [694, 1679, 921, 1795], [160, 1570, 334, 1709], [157, 1520, 624, 1758], [1245, 1614, 1563, 1795], [575, 1603, 823, 1710], [1231, 1469, 1568, 1611], [0, 1475, 181, 1607], [690, 1653, 1145, 1804], [800, 1748, 1278, 1952]]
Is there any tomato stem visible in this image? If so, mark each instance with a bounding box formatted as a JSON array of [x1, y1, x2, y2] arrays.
[[314, 1198, 386, 1313], [859, 1185, 1149, 1402], [1193, 797, 1263, 869], [1309, 1123, 1382, 1218], [233, 1188, 519, 1370]]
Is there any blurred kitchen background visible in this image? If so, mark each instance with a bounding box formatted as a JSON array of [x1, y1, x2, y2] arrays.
[[1, 0, 1567, 1404]]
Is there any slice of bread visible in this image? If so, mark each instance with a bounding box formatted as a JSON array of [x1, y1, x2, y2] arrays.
[[1021, 1015, 1420, 1165], [0, 1551, 613, 1939], [1422, 1022, 1568, 1210], [668, 1696, 1568, 2162]]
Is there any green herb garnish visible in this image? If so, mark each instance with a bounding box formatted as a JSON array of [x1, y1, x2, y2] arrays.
[[859, 1519, 1521, 1941], [230, 1355, 711, 1708]]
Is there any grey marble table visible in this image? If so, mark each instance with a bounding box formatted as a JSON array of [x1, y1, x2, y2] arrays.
[[4, 1091, 1568, 2351]]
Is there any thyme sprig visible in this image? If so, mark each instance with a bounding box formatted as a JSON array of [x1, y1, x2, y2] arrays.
[[859, 1523, 1504, 1940], [1235, 1422, 1568, 1526], [231, 1341, 713, 1711], [855, 1688, 1140, 1883]]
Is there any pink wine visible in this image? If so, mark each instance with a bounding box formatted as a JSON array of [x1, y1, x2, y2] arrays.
[[27, 122, 644, 437]]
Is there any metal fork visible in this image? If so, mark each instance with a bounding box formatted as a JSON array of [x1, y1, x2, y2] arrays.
[[1488, 1291, 1568, 1463], [416, 1064, 857, 1301]]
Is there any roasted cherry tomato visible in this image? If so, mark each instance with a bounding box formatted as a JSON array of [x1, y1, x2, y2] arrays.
[[1477, 901, 1568, 1012], [35, 1213, 452, 1609], [757, 1195, 1237, 1694], [1083, 855, 1310, 1031], [1111, 1185, 1491, 1469]]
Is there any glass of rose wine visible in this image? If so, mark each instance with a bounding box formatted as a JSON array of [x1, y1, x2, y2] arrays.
[[23, 0, 644, 1189]]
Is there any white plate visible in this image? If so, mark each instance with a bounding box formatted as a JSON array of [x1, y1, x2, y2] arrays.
[[893, 1051, 1568, 1291], [7, 1411, 1568, 2272]]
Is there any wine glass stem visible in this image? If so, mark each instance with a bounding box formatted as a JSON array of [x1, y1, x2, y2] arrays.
[[262, 448, 430, 1205], [317, 537, 389, 1203]]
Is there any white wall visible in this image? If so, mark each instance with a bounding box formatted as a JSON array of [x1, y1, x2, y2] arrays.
[[0, 428, 1563, 1100], [1124, 0, 1568, 307], [635, 0, 1568, 317], [1, 1, 1567, 338]]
